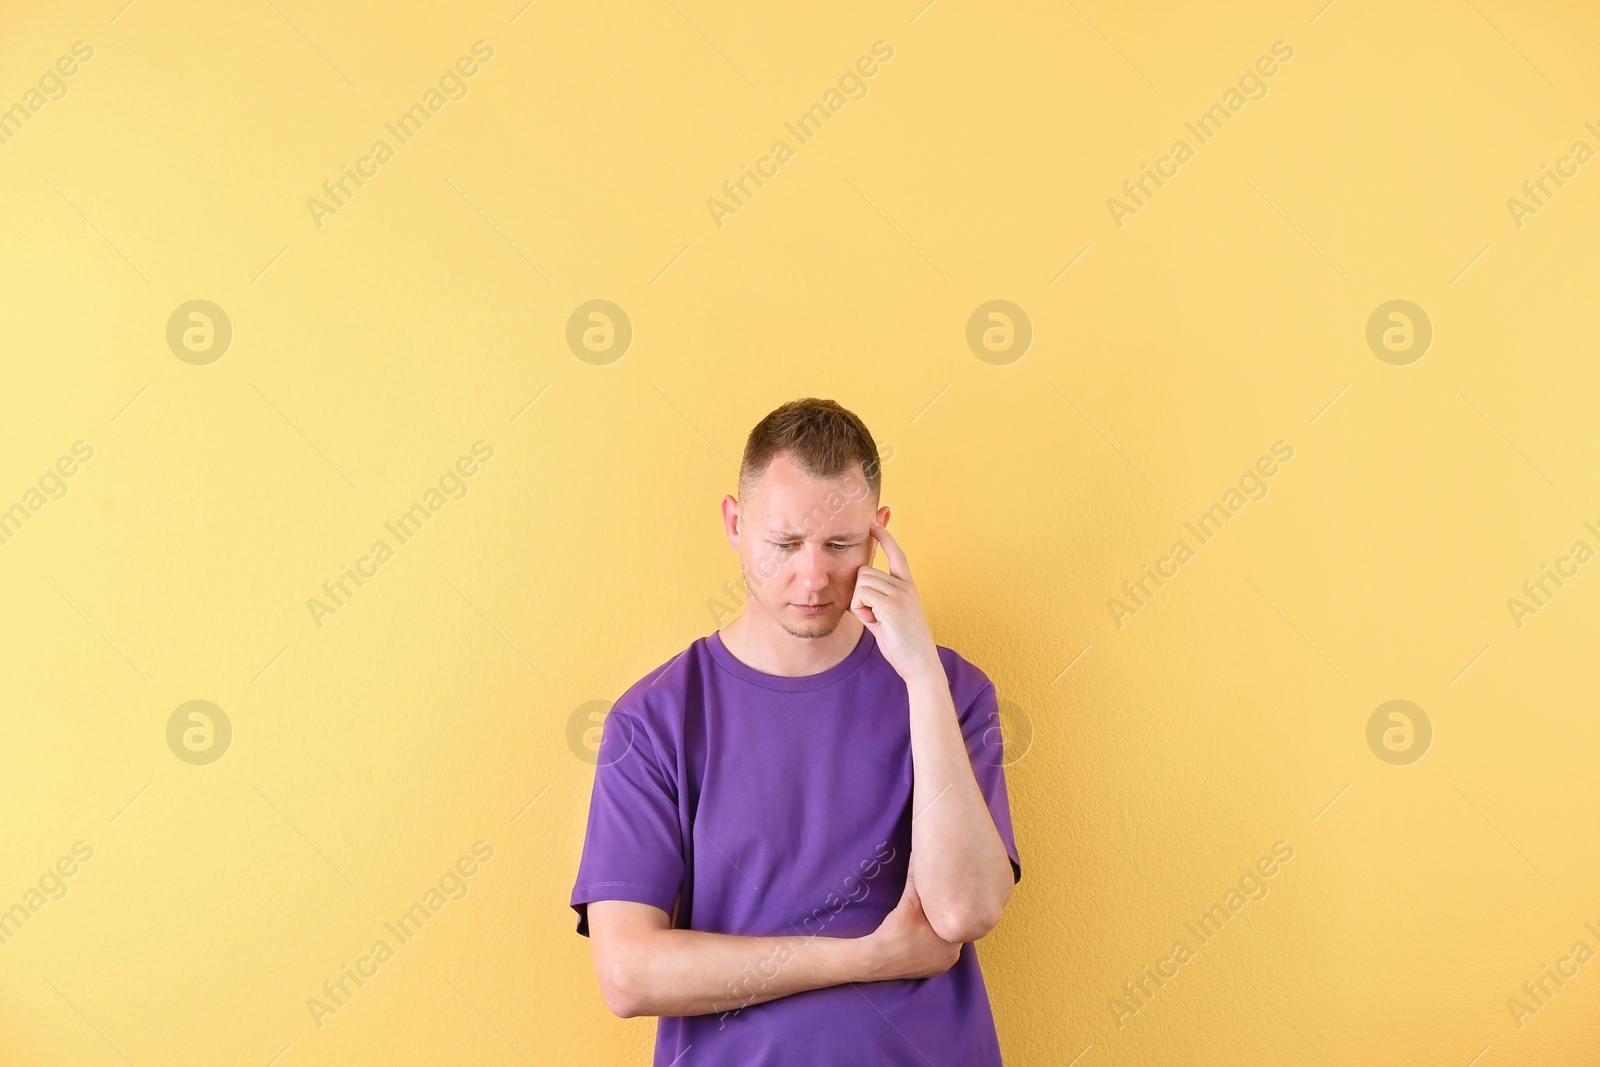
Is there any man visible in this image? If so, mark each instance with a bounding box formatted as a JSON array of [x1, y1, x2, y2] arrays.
[[571, 397, 1022, 1065]]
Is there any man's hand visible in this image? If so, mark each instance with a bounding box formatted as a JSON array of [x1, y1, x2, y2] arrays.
[[860, 872, 964, 982], [850, 522, 943, 684]]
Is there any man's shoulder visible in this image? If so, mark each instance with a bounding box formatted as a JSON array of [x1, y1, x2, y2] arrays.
[[935, 643, 997, 714], [608, 635, 707, 732]]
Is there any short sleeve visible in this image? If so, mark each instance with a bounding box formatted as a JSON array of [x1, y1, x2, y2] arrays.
[[569, 709, 687, 936], [959, 678, 1022, 884]]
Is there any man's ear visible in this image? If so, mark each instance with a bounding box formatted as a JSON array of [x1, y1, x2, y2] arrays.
[[876, 505, 891, 528], [721, 494, 742, 550]]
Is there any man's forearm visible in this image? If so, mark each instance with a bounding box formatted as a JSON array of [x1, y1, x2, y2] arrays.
[[611, 926, 870, 1019], [905, 670, 1014, 942]]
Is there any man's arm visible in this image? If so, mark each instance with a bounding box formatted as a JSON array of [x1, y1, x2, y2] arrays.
[[904, 670, 1015, 944], [848, 522, 1015, 945], [586, 873, 960, 1018]]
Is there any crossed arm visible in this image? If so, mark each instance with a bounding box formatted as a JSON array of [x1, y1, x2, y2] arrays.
[[584, 672, 1015, 1019]]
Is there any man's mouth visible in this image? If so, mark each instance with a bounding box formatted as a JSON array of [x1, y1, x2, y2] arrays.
[[793, 602, 829, 614]]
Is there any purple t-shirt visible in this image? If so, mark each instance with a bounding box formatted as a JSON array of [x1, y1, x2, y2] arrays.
[[570, 625, 1022, 1066]]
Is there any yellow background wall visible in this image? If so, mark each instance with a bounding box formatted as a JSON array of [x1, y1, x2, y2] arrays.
[[2, 0, 1597, 1064]]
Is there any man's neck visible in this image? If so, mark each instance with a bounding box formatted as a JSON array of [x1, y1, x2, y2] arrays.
[[717, 610, 865, 678]]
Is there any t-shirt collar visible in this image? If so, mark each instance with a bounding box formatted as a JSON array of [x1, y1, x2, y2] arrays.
[[705, 625, 876, 691]]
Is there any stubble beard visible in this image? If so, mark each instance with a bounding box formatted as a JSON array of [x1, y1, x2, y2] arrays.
[[743, 561, 837, 640]]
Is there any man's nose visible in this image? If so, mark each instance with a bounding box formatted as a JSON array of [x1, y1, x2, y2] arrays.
[[797, 545, 831, 589]]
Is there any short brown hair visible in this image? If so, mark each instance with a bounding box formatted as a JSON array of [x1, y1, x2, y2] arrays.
[[739, 398, 882, 504]]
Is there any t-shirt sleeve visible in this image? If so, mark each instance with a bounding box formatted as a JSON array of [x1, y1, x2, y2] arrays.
[[959, 676, 1023, 884], [569, 709, 686, 937]]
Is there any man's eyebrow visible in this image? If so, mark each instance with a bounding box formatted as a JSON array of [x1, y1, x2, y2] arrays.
[[764, 528, 865, 539]]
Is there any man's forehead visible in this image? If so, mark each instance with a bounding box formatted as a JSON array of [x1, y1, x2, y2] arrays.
[[761, 521, 869, 538], [741, 459, 876, 534], [747, 496, 875, 538]]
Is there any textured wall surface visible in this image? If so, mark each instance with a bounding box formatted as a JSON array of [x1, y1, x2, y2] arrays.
[[2, 1, 1598, 1065]]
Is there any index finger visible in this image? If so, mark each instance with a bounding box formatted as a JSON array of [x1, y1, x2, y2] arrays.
[[870, 521, 911, 582]]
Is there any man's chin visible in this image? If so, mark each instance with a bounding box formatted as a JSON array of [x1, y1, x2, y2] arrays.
[[781, 609, 837, 638]]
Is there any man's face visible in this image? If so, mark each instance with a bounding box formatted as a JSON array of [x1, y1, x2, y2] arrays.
[[724, 453, 888, 639]]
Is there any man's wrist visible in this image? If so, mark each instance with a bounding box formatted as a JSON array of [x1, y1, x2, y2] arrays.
[[904, 666, 950, 697], [836, 927, 884, 983], [795, 926, 880, 985]]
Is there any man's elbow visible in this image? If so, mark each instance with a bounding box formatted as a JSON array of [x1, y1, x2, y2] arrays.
[[593, 950, 652, 1018], [925, 899, 1006, 944], [927, 913, 989, 944], [926, 880, 1013, 943], [607, 994, 647, 1020], [588, 903, 673, 1018], [597, 966, 646, 1018]]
